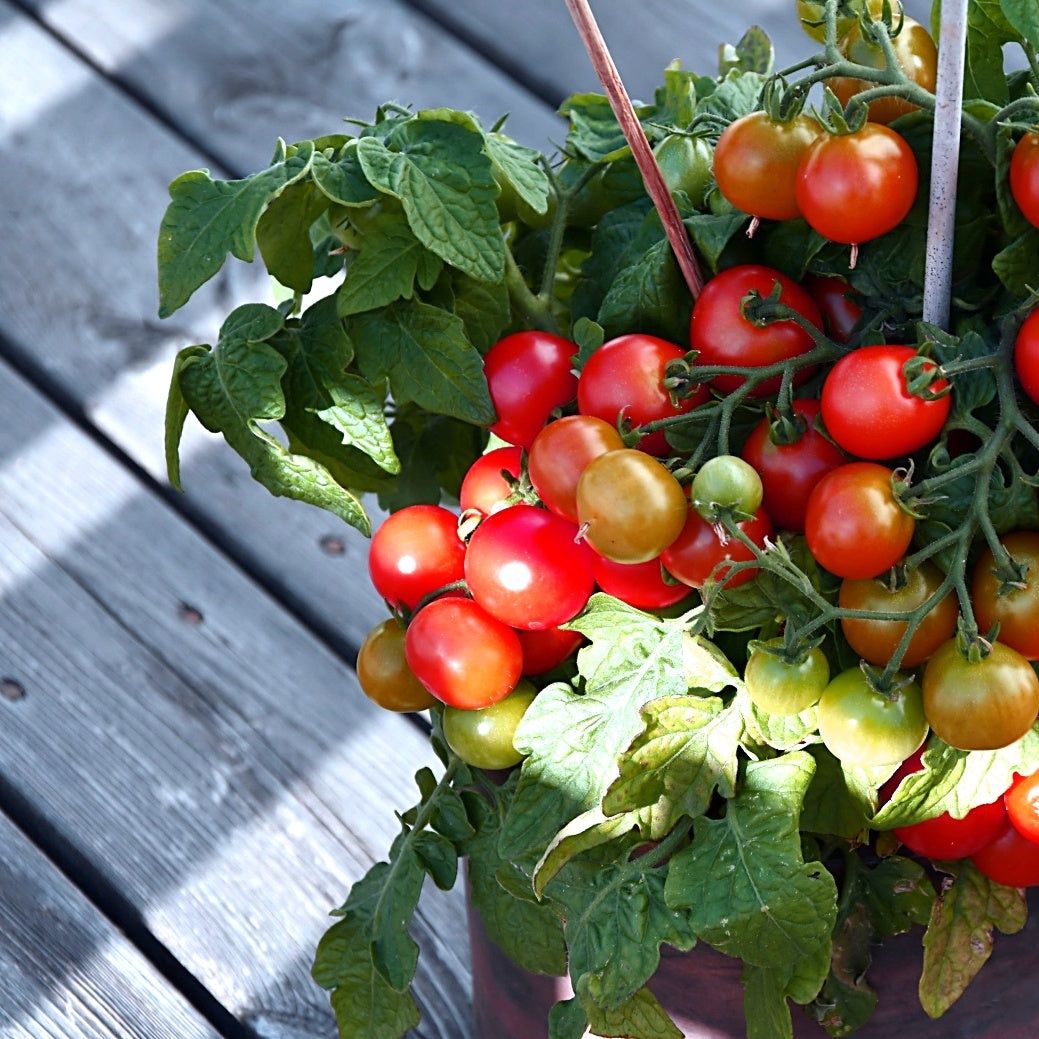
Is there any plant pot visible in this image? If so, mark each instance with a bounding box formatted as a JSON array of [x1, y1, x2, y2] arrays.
[[467, 887, 1039, 1038]]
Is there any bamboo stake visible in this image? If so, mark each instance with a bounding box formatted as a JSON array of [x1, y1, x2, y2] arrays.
[[563, 0, 705, 299], [923, 0, 969, 330]]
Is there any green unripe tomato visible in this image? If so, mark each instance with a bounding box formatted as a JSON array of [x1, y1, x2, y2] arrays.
[[442, 680, 537, 770], [817, 667, 927, 767], [745, 639, 830, 716], [653, 134, 713, 209], [692, 456, 764, 521]]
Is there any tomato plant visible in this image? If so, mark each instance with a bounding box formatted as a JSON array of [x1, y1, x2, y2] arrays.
[[821, 345, 951, 460], [805, 463, 914, 579], [592, 555, 690, 610], [714, 112, 821, 220], [817, 668, 928, 767], [484, 331, 578, 447], [577, 334, 705, 455], [443, 680, 537, 770], [404, 598, 522, 709], [369, 505, 465, 611], [972, 822, 1039, 887], [922, 640, 1039, 751], [689, 264, 823, 396], [576, 449, 688, 563], [839, 562, 957, 668], [464, 504, 595, 629], [528, 415, 624, 522], [972, 532, 1039, 660], [744, 639, 830, 715], [357, 618, 439, 712], [1014, 309, 1039, 406], [1010, 132, 1039, 229], [662, 506, 773, 590], [459, 446, 523, 516], [741, 399, 846, 532]]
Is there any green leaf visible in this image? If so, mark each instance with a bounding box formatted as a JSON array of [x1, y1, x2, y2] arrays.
[[500, 596, 690, 858], [742, 694, 820, 753], [683, 212, 750, 272], [964, 0, 1017, 104], [861, 857, 935, 940], [311, 146, 381, 207], [992, 227, 1039, 297], [411, 830, 457, 891], [158, 141, 314, 316], [548, 999, 588, 1039], [350, 299, 494, 425], [801, 746, 878, 842], [466, 789, 567, 976], [572, 317, 605, 368], [177, 303, 370, 534], [697, 69, 768, 122], [1002, 0, 1039, 48], [665, 753, 838, 1006], [256, 180, 330, 293], [806, 904, 876, 1039], [719, 26, 775, 77], [485, 132, 551, 214], [560, 93, 651, 162], [357, 121, 505, 282], [923, 326, 996, 419], [164, 345, 208, 490], [450, 272, 512, 353], [873, 727, 1039, 828], [578, 978, 683, 1039], [743, 964, 793, 1039], [365, 841, 425, 991], [337, 213, 442, 317], [919, 863, 1027, 1018]]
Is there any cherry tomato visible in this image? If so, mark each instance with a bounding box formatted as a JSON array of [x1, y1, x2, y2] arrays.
[[923, 640, 1039, 751], [577, 335, 706, 456], [744, 639, 830, 715], [714, 112, 822, 221], [405, 598, 522, 709], [880, 747, 1007, 859], [654, 133, 713, 208], [1006, 771, 1039, 845], [662, 507, 773, 590], [972, 822, 1039, 886], [592, 555, 690, 610], [576, 450, 688, 563], [369, 505, 465, 611], [691, 455, 763, 521], [839, 562, 957, 668], [972, 532, 1039, 660], [796, 124, 918, 246], [357, 618, 438, 712], [797, 0, 902, 42], [484, 331, 578, 447], [817, 667, 928, 767], [821, 346, 951, 460], [528, 415, 624, 523], [459, 446, 522, 517], [443, 680, 537, 770], [741, 400, 846, 532], [689, 265, 823, 397], [1010, 132, 1039, 228], [831, 18, 937, 125], [517, 626, 583, 675], [803, 274, 862, 343], [805, 463, 914, 580], [1013, 309, 1039, 405], [464, 504, 595, 630]]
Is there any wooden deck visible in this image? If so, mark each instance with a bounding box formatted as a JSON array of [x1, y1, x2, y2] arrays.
[[0, 2, 920, 1036]]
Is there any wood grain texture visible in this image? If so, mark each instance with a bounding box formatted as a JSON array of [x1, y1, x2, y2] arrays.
[[0, 811, 221, 1039], [0, 355, 471, 1039]]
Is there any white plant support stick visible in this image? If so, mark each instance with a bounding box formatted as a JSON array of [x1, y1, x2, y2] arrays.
[[923, 0, 970, 330], [563, 0, 705, 298]]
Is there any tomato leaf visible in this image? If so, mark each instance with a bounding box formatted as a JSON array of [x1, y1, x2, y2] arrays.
[[577, 977, 683, 1039], [743, 964, 794, 1039], [683, 211, 750, 271], [800, 746, 881, 842], [450, 271, 512, 354], [719, 26, 775, 77], [256, 180, 330, 293], [158, 141, 313, 316], [993, 227, 1039, 297], [311, 145, 381, 207], [560, 93, 654, 162], [1001, 0, 1039, 49], [696, 69, 768, 122], [919, 862, 1026, 1019], [964, 0, 1019, 104], [665, 753, 838, 1007], [164, 344, 209, 491], [484, 131, 551, 214], [548, 999, 589, 1039]]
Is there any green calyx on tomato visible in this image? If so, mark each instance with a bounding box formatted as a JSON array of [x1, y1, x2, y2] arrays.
[[745, 638, 830, 716]]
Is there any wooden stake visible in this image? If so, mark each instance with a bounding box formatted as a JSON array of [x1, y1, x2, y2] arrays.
[[922, 0, 969, 330], [563, 0, 705, 299]]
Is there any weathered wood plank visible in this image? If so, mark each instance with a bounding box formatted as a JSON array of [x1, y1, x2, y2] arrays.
[[0, 811, 222, 1039], [0, 355, 471, 1038]]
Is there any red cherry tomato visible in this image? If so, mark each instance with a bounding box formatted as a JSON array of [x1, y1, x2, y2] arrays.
[[528, 415, 624, 523], [1006, 772, 1039, 845], [796, 124, 918, 246], [1010, 132, 1039, 229], [517, 626, 583, 675], [405, 598, 522, 709], [880, 748, 1007, 859], [805, 463, 914, 579], [741, 399, 846, 532], [689, 265, 823, 397], [662, 507, 773, 590], [464, 504, 595, 630], [592, 555, 690, 610], [577, 334, 706, 456], [821, 345, 951, 460], [1014, 309, 1039, 406], [803, 274, 862, 343], [459, 446, 523, 517], [368, 505, 464, 611], [484, 331, 578, 447], [972, 821, 1039, 887]]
